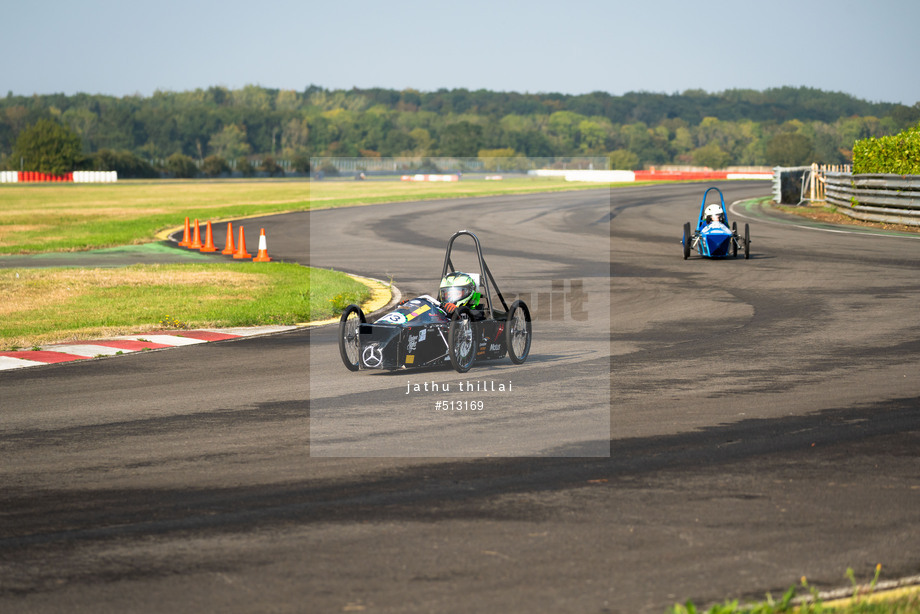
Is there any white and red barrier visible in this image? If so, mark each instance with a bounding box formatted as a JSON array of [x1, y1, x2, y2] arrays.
[[400, 174, 460, 182], [725, 172, 774, 180], [2, 171, 73, 183], [0, 170, 118, 183], [634, 170, 772, 181], [528, 169, 772, 182], [73, 170, 118, 183]]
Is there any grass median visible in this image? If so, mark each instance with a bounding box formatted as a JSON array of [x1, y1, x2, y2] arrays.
[[0, 176, 598, 347]]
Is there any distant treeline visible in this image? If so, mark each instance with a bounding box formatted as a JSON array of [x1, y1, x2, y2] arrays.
[[2, 85, 919, 175]]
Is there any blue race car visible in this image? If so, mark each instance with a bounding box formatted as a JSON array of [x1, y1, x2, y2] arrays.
[[682, 187, 750, 259]]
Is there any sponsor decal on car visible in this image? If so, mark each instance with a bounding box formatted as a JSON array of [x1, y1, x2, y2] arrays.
[[362, 344, 383, 368], [406, 304, 430, 321]]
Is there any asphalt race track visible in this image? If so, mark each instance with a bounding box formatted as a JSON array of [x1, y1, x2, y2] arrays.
[[1, 181, 918, 613]]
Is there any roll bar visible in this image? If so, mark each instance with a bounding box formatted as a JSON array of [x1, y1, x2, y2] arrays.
[[440, 230, 509, 318], [697, 186, 729, 230]]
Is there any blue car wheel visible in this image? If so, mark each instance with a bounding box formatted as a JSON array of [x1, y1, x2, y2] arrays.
[[744, 223, 751, 259]]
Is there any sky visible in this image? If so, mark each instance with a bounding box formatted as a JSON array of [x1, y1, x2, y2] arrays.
[[6, 0, 919, 106]]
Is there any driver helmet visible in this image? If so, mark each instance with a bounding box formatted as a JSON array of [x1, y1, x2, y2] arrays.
[[438, 272, 479, 308], [704, 204, 723, 224]]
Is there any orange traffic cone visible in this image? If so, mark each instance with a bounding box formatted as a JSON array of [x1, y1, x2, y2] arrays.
[[200, 221, 217, 252], [189, 219, 204, 249], [221, 222, 236, 255], [233, 225, 252, 259], [253, 228, 272, 262], [178, 217, 191, 247]]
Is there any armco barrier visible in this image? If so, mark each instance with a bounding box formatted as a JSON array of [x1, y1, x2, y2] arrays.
[[825, 172, 920, 226]]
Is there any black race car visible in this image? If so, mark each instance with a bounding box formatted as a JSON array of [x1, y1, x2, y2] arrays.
[[338, 230, 532, 373]]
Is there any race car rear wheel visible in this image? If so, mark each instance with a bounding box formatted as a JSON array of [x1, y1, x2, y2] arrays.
[[448, 306, 477, 373], [338, 304, 366, 371], [744, 223, 750, 259], [732, 222, 739, 257], [682, 222, 691, 260], [506, 300, 532, 364]]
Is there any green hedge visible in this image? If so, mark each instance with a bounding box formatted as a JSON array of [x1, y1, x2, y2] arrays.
[[853, 123, 920, 174]]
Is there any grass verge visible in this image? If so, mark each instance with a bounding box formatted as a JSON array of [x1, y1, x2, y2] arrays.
[[0, 180, 315, 254], [776, 202, 920, 234], [670, 567, 920, 613], [0, 177, 610, 255], [0, 263, 369, 350], [671, 590, 919, 614]]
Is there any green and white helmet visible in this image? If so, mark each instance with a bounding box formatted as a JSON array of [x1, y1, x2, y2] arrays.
[[438, 272, 479, 307]]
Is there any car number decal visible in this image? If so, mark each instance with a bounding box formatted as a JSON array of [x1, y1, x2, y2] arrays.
[[405, 304, 430, 321]]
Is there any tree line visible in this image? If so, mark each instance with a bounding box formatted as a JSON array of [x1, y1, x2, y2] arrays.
[[2, 85, 918, 176]]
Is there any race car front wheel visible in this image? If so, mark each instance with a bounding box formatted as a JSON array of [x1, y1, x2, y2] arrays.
[[448, 306, 477, 373], [682, 222, 691, 260], [506, 300, 532, 364], [744, 223, 751, 259], [338, 304, 366, 371]]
